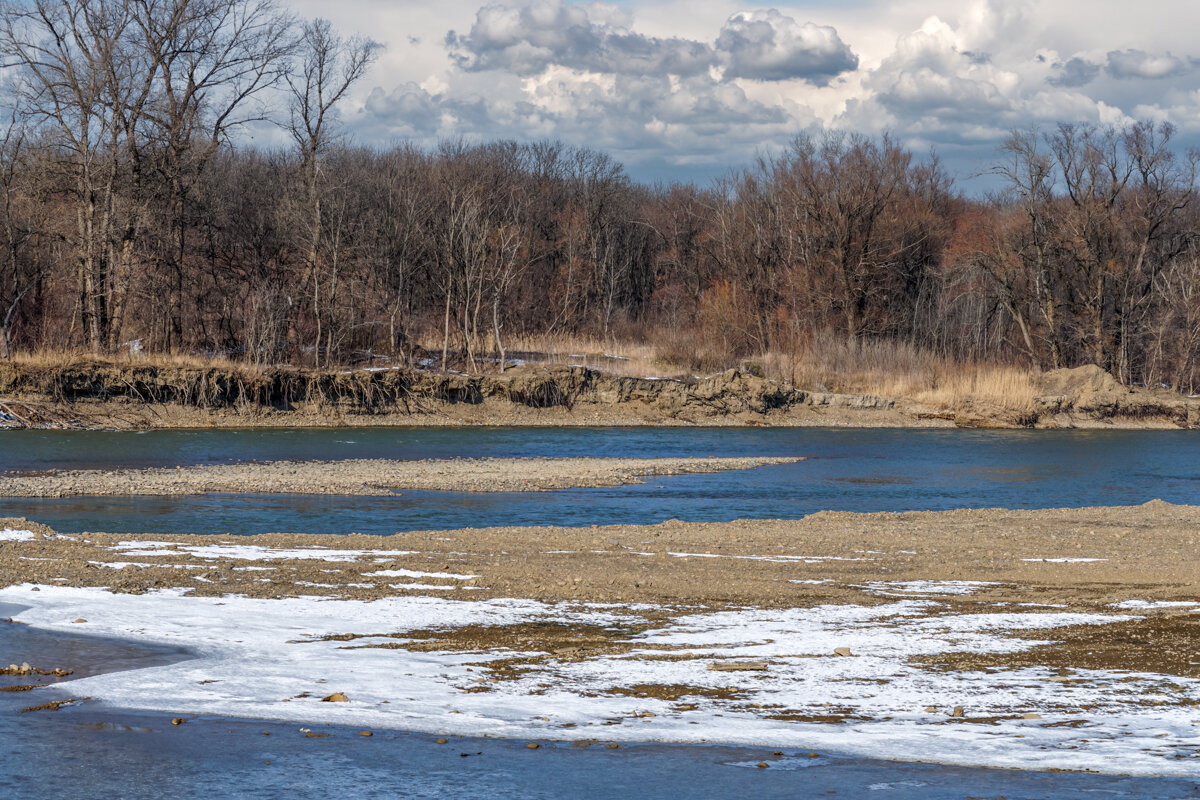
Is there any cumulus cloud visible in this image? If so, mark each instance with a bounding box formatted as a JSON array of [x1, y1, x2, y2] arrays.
[[715, 10, 857, 84], [862, 17, 1018, 126], [446, 1, 858, 85], [333, 0, 1200, 186], [1105, 49, 1190, 79], [446, 0, 712, 77], [363, 83, 447, 135], [1049, 57, 1101, 87]]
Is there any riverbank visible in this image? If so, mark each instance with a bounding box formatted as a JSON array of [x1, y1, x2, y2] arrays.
[[4, 502, 1198, 606], [0, 456, 800, 497], [2, 504, 1200, 776], [1, 360, 1196, 430]]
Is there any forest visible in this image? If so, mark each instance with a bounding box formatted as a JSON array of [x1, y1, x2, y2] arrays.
[[2, 0, 1200, 392]]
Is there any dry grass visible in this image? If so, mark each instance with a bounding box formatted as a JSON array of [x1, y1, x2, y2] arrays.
[[410, 330, 693, 380], [411, 329, 1038, 412], [4, 348, 255, 373], [500, 332, 691, 379], [760, 338, 1038, 413]]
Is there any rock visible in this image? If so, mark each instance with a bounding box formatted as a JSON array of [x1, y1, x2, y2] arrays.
[[72, 618, 87, 624], [436, 738, 448, 744], [951, 706, 964, 718], [1022, 713, 1041, 720], [924, 706, 938, 713], [833, 647, 853, 657], [320, 692, 348, 702], [171, 718, 186, 725], [756, 762, 769, 769], [358, 730, 373, 737], [526, 742, 540, 749], [605, 743, 620, 749]]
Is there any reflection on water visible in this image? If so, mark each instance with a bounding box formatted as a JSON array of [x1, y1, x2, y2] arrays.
[[0, 427, 1197, 534]]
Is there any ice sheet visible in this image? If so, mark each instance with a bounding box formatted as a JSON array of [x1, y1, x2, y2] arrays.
[[2, 584, 1196, 778]]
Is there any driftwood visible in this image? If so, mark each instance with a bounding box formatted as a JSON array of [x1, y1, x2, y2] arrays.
[[0, 398, 90, 430]]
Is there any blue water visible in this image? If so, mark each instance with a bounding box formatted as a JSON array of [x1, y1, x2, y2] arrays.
[[1, 427, 1198, 534]]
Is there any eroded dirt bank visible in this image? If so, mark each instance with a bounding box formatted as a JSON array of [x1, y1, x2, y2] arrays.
[[1, 361, 1195, 430], [0, 456, 800, 497]]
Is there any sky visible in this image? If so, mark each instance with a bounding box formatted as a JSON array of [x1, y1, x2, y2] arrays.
[[283, 0, 1200, 191]]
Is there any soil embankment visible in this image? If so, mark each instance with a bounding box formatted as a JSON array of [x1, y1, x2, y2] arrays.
[[0, 456, 800, 497], [0, 360, 1195, 430]]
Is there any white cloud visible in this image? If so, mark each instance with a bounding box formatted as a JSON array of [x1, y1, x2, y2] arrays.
[[286, 0, 1200, 185], [1106, 49, 1191, 80], [716, 10, 857, 84], [447, 0, 713, 76]]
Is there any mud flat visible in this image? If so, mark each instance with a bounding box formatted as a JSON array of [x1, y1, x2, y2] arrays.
[[0, 456, 800, 497], [3, 503, 1200, 777]]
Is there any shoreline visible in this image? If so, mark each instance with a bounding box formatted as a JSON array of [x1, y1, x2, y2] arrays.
[[2, 362, 1197, 431], [3, 503, 1200, 776]]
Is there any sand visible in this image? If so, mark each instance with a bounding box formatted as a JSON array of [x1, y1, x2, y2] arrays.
[[0, 456, 802, 497]]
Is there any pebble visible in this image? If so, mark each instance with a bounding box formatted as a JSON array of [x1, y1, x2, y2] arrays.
[[526, 742, 540, 749], [756, 762, 769, 769]]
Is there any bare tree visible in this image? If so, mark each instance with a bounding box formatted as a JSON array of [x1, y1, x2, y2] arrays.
[[286, 17, 378, 366], [0, 0, 134, 350], [133, 0, 295, 350]]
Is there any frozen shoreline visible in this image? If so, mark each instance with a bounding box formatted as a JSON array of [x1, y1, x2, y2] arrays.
[[3, 582, 1198, 778]]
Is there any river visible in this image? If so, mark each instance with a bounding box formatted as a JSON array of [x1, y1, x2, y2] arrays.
[[1, 427, 1197, 534]]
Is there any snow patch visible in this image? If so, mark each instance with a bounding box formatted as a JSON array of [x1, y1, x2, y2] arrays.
[[0, 528, 36, 542]]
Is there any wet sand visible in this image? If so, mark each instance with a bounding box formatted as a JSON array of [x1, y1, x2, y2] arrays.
[[0, 456, 801, 497]]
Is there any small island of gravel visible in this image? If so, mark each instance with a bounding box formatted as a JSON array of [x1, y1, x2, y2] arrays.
[[0, 455, 802, 497]]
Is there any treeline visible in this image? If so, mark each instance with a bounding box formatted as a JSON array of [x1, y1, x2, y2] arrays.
[[1, 1, 1199, 390]]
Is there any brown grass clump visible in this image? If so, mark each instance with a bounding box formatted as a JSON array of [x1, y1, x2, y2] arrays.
[[757, 338, 1038, 414], [5, 348, 253, 373]]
